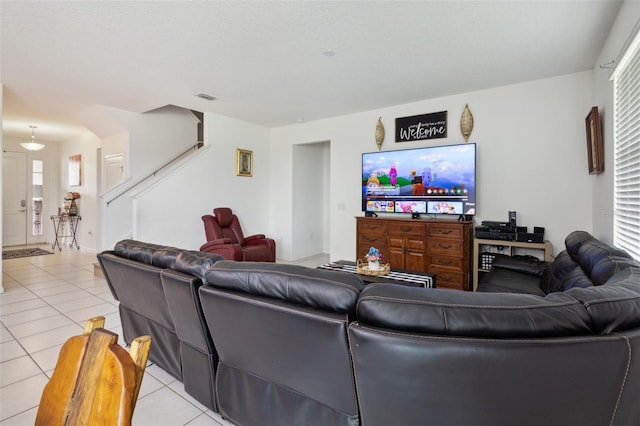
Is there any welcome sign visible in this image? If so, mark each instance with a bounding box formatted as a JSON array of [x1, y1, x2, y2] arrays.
[[395, 111, 448, 142]]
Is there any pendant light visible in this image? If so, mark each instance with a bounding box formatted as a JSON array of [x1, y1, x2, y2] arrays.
[[21, 125, 45, 151]]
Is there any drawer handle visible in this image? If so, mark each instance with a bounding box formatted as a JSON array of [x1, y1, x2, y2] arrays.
[[440, 260, 453, 266], [366, 237, 377, 243], [400, 226, 413, 232], [438, 244, 453, 249], [441, 276, 451, 282], [438, 229, 453, 234]]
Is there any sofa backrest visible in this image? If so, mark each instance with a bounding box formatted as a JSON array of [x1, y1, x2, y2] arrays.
[[161, 251, 222, 353], [351, 278, 640, 425], [98, 239, 224, 392], [356, 283, 592, 338], [203, 260, 365, 319], [200, 261, 364, 425], [349, 320, 640, 426], [98, 251, 175, 330]]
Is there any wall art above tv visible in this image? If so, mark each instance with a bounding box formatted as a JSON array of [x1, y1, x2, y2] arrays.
[[362, 143, 476, 216]]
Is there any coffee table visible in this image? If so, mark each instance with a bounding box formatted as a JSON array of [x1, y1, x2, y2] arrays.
[[318, 260, 435, 288]]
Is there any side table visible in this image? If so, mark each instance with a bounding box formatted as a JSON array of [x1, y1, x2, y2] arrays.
[[51, 215, 81, 251]]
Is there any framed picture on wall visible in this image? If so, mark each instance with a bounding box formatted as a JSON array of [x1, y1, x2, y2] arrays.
[[237, 149, 253, 177], [68, 154, 82, 186], [585, 106, 604, 174]]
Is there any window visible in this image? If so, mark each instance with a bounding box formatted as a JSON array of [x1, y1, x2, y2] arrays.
[[32, 159, 43, 236], [613, 28, 640, 260]]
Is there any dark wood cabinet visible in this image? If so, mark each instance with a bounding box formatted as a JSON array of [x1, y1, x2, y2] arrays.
[[356, 217, 472, 291]]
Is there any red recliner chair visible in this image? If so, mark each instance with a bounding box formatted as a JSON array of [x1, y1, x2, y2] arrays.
[[200, 207, 276, 262]]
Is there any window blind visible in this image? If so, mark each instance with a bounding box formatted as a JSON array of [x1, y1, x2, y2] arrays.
[[613, 29, 640, 261]]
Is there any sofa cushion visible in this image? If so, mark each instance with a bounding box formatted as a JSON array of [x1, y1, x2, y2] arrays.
[[205, 260, 365, 319], [539, 251, 583, 294], [565, 230, 595, 259], [491, 254, 548, 277], [576, 239, 630, 278], [356, 284, 592, 338], [477, 267, 545, 296]]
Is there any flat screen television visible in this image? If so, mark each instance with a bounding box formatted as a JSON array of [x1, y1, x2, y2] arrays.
[[362, 142, 476, 216]]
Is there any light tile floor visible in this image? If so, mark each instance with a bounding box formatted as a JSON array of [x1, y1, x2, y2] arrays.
[[0, 244, 329, 426]]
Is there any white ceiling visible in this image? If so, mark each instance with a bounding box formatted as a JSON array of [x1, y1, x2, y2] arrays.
[[0, 0, 623, 143]]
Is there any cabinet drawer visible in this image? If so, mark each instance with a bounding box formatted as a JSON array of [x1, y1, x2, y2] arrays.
[[429, 267, 466, 290], [358, 221, 386, 236], [427, 255, 465, 271], [428, 223, 464, 240], [428, 238, 464, 256], [359, 234, 387, 247], [388, 222, 426, 237]]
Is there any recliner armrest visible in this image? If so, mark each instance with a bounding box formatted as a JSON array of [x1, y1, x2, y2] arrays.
[[244, 234, 266, 242], [492, 255, 549, 277], [199, 241, 242, 260]]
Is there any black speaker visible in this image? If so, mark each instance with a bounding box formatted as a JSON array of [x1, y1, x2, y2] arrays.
[[534, 226, 545, 235], [516, 233, 544, 243], [509, 211, 517, 229]]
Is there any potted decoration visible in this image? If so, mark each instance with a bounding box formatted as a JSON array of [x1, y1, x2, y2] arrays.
[[64, 192, 80, 216], [365, 246, 383, 271]]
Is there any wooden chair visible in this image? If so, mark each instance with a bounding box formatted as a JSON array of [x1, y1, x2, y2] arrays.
[[35, 316, 152, 426]]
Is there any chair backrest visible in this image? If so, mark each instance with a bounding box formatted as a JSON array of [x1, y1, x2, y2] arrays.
[[212, 207, 246, 245], [35, 316, 151, 426]]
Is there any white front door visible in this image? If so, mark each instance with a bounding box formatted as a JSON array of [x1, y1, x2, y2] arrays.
[[3, 152, 28, 246]]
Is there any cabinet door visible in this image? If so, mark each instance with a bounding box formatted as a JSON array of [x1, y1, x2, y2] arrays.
[[387, 236, 406, 268], [405, 238, 426, 271]]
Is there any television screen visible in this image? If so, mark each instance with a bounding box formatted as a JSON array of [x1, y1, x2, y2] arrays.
[[362, 143, 476, 216]]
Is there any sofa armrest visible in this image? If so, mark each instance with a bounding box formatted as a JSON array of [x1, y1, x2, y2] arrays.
[[492, 255, 549, 277]]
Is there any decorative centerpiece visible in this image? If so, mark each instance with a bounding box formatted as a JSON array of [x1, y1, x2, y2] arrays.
[[64, 192, 80, 216], [366, 246, 382, 270], [357, 246, 390, 276]]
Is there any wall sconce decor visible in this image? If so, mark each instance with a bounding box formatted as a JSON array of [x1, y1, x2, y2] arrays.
[[375, 117, 385, 150], [460, 104, 474, 142]]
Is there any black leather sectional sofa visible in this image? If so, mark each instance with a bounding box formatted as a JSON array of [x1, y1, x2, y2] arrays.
[[99, 231, 640, 425]]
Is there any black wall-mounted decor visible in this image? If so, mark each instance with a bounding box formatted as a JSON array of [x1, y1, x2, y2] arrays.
[[395, 111, 448, 142]]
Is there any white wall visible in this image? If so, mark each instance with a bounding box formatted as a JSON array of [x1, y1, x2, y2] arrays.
[[592, 3, 640, 244], [58, 131, 101, 250], [133, 113, 271, 250], [270, 71, 594, 260], [94, 105, 202, 250], [1, 83, 3, 292]]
